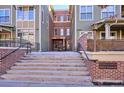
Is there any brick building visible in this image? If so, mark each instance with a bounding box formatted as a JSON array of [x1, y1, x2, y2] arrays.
[[49, 9, 71, 51]]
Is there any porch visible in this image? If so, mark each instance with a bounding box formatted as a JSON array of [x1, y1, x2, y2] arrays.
[[87, 39, 124, 51]]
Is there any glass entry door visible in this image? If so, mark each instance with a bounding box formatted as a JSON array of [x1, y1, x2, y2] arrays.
[[53, 39, 64, 51]]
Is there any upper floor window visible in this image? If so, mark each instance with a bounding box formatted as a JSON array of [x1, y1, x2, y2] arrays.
[[80, 5, 93, 20], [54, 28, 58, 35], [67, 15, 70, 21], [60, 15, 64, 21], [17, 6, 34, 20], [121, 5, 124, 18], [101, 5, 115, 19], [29, 7, 34, 20], [60, 28, 64, 36], [0, 9, 10, 23], [66, 28, 70, 36]]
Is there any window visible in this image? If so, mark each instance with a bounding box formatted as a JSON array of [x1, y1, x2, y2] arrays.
[[60, 28, 64, 36], [80, 5, 93, 20], [23, 7, 29, 20], [18, 33, 22, 37], [0, 9, 10, 23], [41, 9, 44, 23], [54, 29, 58, 35], [17, 7, 23, 20], [100, 31, 117, 39], [60, 15, 64, 21], [29, 7, 34, 20], [87, 32, 93, 39], [101, 5, 115, 19], [67, 15, 70, 21], [101, 32, 105, 39], [79, 31, 93, 39], [17, 6, 34, 20], [66, 28, 70, 36], [121, 5, 124, 18]]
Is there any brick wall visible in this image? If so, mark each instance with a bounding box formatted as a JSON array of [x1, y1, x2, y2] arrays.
[[85, 60, 124, 84], [0, 48, 27, 75]]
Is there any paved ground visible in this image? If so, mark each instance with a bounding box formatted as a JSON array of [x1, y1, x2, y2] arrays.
[[0, 80, 94, 87]]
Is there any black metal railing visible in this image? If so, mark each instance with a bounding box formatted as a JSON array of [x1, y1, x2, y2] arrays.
[[77, 42, 90, 61], [0, 38, 29, 47], [0, 39, 32, 75]]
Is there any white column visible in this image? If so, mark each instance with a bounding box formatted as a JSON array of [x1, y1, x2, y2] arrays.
[[105, 24, 110, 39], [74, 6, 77, 51], [39, 5, 42, 51], [120, 30, 122, 39]]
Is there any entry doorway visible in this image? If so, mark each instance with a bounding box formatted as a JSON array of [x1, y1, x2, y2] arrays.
[[52, 39, 65, 51]]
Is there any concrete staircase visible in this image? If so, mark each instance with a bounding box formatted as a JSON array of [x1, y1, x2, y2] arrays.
[[1, 52, 93, 86]]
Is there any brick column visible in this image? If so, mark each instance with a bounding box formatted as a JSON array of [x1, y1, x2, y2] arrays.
[[93, 29, 97, 52]]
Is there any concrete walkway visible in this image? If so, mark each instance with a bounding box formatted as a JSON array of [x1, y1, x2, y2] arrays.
[[0, 80, 94, 87]]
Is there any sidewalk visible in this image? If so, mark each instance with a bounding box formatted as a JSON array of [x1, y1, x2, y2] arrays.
[[0, 80, 94, 87]]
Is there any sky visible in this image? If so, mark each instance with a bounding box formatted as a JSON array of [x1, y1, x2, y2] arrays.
[[53, 5, 69, 10]]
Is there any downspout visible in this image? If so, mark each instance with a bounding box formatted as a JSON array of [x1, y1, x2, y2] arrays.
[[75, 6, 77, 51]]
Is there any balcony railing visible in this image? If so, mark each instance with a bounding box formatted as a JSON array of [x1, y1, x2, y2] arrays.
[[87, 39, 124, 51]]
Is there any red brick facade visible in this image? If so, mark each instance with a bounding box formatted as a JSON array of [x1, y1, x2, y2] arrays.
[[0, 48, 27, 75], [49, 10, 71, 51], [78, 33, 124, 84], [85, 60, 124, 84]]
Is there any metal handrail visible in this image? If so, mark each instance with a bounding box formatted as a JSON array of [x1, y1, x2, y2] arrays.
[[0, 42, 31, 74], [78, 43, 90, 61], [0, 43, 31, 61]]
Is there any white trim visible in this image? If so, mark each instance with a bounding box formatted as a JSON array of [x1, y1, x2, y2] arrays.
[[79, 5, 94, 21], [47, 10, 49, 51], [53, 21, 71, 23], [16, 28, 35, 30], [33, 5, 36, 48], [100, 31, 117, 40], [120, 30, 122, 39], [75, 6, 77, 50], [16, 6, 18, 38], [0, 8, 11, 24], [11, 5, 12, 25], [101, 5, 115, 19], [120, 5, 122, 18], [39, 5, 41, 51], [10, 5, 13, 39], [79, 31, 93, 39]]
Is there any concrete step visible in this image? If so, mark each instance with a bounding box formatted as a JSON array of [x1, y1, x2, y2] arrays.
[[18, 60, 84, 63], [1, 74, 91, 83], [11, 66, 88, 71], [0, 80, 93, 87], [21, 57, 83, 60], [26, 54, 81, 57], [30, 52, 81, 56], [7, 70, 90, 76], [15, 62, 86, 67]]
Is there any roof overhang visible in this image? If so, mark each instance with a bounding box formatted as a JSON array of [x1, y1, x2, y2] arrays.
[[91, 18, 124, 30], [0, 24, 14, 32]]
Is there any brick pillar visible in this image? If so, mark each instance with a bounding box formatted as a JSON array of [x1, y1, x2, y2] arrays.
[[93, 29, 97, 52]]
